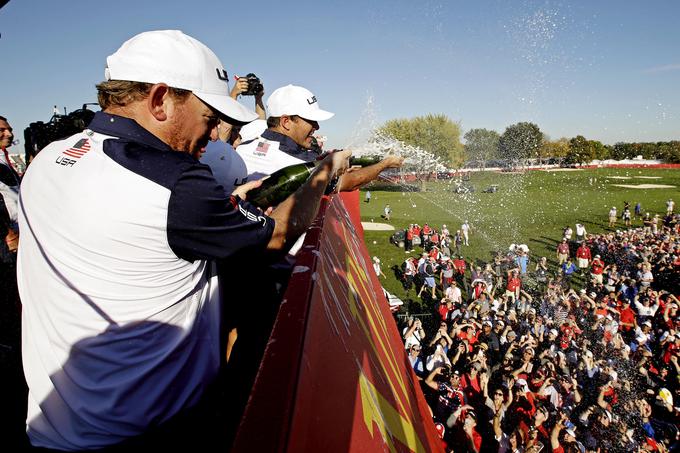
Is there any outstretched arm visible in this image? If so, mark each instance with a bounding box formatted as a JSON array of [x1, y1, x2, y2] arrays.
[[337, 156, 404, 192]]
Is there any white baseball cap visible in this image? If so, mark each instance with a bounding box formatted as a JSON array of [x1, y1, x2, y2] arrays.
[[239, 119, 267, 142], [105, 30, 257, 123], [267, 85, 334, 121]]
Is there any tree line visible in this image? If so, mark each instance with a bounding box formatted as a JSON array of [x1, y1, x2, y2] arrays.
[[377, 115, 680, 168]]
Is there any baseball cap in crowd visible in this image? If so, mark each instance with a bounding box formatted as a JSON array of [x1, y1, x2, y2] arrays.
[[549, 329, 559, 337], [515, 378, 529, 391], [267, 85, 334, 121], [239, 119, 267, 142], [105, 30, 257, 123], [659, 388, 673, 406], [565, 428, 577, 438]]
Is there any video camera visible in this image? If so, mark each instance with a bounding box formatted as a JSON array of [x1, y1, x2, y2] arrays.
[[241, 73, 263, 96], [24, 104, 97, 163]]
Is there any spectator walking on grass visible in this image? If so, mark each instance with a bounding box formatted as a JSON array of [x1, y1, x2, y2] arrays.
[[383, 204, 392, 221], [372, 256, 386, 279], [461, 220, 471, 246], [608, 206, 617, 227]]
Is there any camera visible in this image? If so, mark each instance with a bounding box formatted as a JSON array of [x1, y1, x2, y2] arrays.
[[241, 73, 263, 96], [24, 104, 96, 162], [439, 366, 452, 380]]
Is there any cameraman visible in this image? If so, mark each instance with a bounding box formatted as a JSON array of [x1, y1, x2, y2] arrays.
[[216, 73, 267, 149]]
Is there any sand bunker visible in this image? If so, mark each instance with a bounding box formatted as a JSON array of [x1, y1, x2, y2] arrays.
[[635, 176, 661, 179], [361, 222, 396, 231], [545, 168, 582, 172], [608, 176, 631, 179], [611, 184, 675, 189]]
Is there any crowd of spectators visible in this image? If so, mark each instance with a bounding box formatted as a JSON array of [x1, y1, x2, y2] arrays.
[[399, 215, 680, 452]]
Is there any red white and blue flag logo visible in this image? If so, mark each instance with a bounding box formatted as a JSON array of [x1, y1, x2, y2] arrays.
[[254, 141, 269, 156], [62, 139, 90, 159]]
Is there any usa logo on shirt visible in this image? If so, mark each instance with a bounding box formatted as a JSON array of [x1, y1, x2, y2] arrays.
[[254, 141, 269, 156], [55, 138, 90, 167], [63, 139, 91, 159]]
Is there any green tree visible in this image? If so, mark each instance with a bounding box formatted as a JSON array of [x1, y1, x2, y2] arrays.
[[378, 114, 464, 168], [463, 128, 500, 166], [610, 142, 632, 160], [589, 140, 610, 160], [564, 135, 594, 165], [498, 122, 543, 163], [540, 137, 570, 158]]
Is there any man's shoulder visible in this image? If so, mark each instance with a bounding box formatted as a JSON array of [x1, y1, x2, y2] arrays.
[[101, 135, 200, 191]]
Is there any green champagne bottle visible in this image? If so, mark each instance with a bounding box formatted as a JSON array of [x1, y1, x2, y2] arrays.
[[247, 155, 383, 208], [248, 161, 317, 208], [348, 155, 382, 167]]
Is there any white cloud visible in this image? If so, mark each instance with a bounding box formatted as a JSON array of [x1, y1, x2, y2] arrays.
[[643, 63, 680, 74]]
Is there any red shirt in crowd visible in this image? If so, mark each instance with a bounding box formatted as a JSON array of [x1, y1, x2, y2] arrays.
[[439, 303, 453, 321], [507, 276, 521, 293], [591, 258, 605, 274], [557, 242, 569, 255], [576, 245, 592, 260], [618, 305, 636, 331]]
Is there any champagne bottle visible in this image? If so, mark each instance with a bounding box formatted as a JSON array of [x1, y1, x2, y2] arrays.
[[248, 155, 383, 208]]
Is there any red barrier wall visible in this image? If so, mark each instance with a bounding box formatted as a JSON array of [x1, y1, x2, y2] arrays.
[[232, 191, 443, 453]]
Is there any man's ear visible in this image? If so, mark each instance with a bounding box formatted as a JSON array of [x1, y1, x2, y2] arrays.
[[147, 83, 171, 121], [279, 115, 293, 131]]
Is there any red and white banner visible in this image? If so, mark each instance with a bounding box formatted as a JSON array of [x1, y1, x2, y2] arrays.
[[232, 191, 443, 452]]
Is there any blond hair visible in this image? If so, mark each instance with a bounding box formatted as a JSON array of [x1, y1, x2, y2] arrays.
[[96, 80, 190, 110]]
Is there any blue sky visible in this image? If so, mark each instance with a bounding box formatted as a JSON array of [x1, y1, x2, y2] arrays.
[[1, 0, 678, 150]]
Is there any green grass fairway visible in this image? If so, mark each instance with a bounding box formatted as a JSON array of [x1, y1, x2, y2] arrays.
[[360, 167, 679, 311]]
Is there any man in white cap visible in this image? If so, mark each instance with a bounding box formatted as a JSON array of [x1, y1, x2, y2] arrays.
[[17, 30, 350, 450], [221, 84, 403, 195], [590, 253, 605, 284]]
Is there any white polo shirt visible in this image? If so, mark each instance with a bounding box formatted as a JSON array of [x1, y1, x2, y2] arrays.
[[215, 129, 318, 196], [18, 112, 274, 450]]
